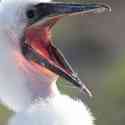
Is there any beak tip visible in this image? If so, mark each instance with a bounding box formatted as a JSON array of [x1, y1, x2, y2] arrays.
[[98, 3, 112, 13], [79, 81, 93, 98], [91, 3, 111, 14], [102, 3, 112, 12]]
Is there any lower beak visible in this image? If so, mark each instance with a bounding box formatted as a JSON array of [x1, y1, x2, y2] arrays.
[[22, 2, 111, 97]]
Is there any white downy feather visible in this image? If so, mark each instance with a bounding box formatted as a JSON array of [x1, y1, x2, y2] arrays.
[[9, 95, 94, 125]]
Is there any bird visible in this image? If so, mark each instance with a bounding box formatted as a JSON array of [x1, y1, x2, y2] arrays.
[[0, 0, 111, 125]]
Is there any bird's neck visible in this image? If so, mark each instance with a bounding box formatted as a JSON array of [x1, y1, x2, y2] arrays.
[[18, 53, 60, 99], [30, 77, 60, 99]]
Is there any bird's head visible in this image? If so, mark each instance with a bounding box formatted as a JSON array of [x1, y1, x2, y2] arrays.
[[0, 0, 111, 111]]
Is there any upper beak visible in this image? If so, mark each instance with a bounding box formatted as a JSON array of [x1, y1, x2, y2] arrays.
[[26, 2, 111, 26], [22, 2, 111, 97]]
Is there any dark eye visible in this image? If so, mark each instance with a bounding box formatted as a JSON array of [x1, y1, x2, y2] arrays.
[[26, 7, 37, 22]]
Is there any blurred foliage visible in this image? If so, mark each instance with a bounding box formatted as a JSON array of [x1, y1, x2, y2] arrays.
[[92, 56, 125, 125], [0, 105, 11, 125]]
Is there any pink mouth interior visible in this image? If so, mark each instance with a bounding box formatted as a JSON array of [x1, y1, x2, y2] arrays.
[[25, 17, 73, 75]]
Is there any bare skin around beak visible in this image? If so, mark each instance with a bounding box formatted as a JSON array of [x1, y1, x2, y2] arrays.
[[22, 2, 111, 97]]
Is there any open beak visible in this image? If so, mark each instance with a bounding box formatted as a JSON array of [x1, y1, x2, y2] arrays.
[[22, 2, 111, 97]]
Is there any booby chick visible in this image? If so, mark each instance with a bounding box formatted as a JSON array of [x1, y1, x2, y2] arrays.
[[0, 0, 111, 125]]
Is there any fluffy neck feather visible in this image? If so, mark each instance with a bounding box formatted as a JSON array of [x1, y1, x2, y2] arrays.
[[8, 94, 94, 125]]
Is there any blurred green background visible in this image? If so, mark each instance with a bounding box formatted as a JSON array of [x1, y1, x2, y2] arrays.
[[1, 0, 125, 125]]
